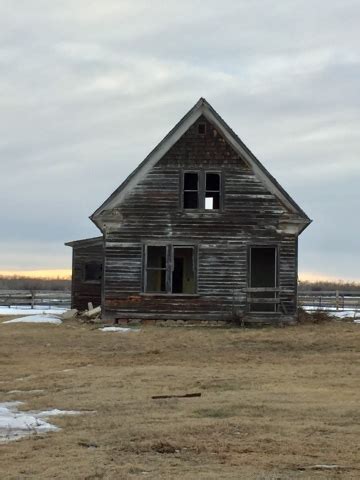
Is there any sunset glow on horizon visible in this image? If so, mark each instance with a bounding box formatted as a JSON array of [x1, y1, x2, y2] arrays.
[[0, 269, 71, 279], [0, 269, 358, 283]]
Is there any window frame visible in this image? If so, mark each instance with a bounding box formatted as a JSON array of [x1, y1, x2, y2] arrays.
[[181, 170, 223, 211], [183, 171, 200, 210], [83, 261, 103, 284], [142, 243, 198, 296], [144, 245, 168, 293]]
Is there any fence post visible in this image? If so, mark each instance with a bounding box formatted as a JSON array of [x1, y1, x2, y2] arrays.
[[336, 290, 339, 311], [31, 291, 35, 309]]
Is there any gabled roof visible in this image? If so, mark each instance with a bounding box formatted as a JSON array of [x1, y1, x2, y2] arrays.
[[90, 98, 311, 230]]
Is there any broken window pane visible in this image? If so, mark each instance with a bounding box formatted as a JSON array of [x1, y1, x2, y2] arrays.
[[184, 191, 199, 209], [146, 246, 167, 292], [205, 173, 220, 210], [206, 173, 220, 191], [172, 247, 195, 294], [184, 172, 198, 190], [147, 246, 166, 268], [205, 191, 220, 210], [183, 172, 199, 209], [146, 269, 166, 292]]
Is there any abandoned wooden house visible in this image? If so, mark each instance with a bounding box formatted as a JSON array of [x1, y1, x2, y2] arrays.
[[66, 98, 311, 324]]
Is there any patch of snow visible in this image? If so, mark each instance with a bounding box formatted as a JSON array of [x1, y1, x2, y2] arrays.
[[0, 402, 84, 442], [303, 306, 356, 313], [6, 390, 44, 395], [0, 306, 66, 316], [2, 314, 62, 325], [35, 409, 81, 418], [100, 326, 139, 333], [302, 306, 359, 320], [329, 311, 359, 319], [0, 402, 58, 442]]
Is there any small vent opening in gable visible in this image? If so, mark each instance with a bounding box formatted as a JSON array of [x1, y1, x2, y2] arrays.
[[198, 123, 206, 135]]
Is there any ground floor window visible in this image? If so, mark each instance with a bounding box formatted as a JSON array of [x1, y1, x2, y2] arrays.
[[84, 261, 102, 283], [144, 245, 196, 294], [249, 246, 278, 312]]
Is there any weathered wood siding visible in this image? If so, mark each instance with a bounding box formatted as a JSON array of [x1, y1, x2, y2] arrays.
[[102, 116, 298, 323], [71, 243, 103, 310]]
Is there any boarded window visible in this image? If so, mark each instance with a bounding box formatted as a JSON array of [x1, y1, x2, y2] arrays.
[[84, 262, 102, 282], [183, 172, 199, 209], [172, 247, 195, 294], [145, 246, 167, 292]]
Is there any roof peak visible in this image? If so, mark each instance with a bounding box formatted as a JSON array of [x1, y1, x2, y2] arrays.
[[90, 98, 311, 231]]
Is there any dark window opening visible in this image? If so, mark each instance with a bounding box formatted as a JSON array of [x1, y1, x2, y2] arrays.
[[249, 247, 277, 312], [198, 123, 206, 135], [183, 172, 199, 209], [172, 247, 195, 294], [205, 172, 220, 210], [84, 262, 102, 282], [206, 173, 220, 190], [145, 246, 166, 292], [182, 171, 222, 210], [144, 245, 197, 294]]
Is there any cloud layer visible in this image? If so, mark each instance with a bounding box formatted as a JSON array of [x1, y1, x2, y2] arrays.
[[1, 0, 359, 280]]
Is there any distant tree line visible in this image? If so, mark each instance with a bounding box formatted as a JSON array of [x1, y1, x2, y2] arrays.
[[298, 280, 360, 292], [0, 275, 71, 291]]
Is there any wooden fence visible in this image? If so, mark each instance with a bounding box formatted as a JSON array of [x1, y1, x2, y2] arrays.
[[0, 290, 71, 309], [298, 291, 360, 311], [0, 289, 359, 312]]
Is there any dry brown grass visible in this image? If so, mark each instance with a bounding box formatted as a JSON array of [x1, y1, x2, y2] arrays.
[[0, 315, 359, 479]]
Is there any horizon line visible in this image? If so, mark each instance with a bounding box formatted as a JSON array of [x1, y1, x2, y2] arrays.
[[0, 269, 359, 284]]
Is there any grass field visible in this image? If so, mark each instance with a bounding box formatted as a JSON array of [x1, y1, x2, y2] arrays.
[[0, 315, 359, 479]]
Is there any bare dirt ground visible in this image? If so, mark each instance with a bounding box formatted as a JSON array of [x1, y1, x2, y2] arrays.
[[0, 315, 359, 480]]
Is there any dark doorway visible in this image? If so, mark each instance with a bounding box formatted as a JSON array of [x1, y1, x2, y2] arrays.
[[249, 247, 277, 312], [172, 257, 184, 293], [172, 247, 195, 294]]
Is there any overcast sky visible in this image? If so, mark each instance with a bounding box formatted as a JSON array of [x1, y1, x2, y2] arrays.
[[1, 0, 359, 280]]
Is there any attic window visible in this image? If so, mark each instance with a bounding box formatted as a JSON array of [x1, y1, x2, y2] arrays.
[[205, 173, 220, 210], [198, 123, 206, 135], [182, 171, 222, 210], [183, 172, 199, 209]]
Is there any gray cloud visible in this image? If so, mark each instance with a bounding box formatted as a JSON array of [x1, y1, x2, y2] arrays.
[[1, 0, 359, 279]]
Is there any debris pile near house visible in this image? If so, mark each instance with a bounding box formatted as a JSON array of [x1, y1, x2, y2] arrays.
[[60, 302, 102, 323]]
